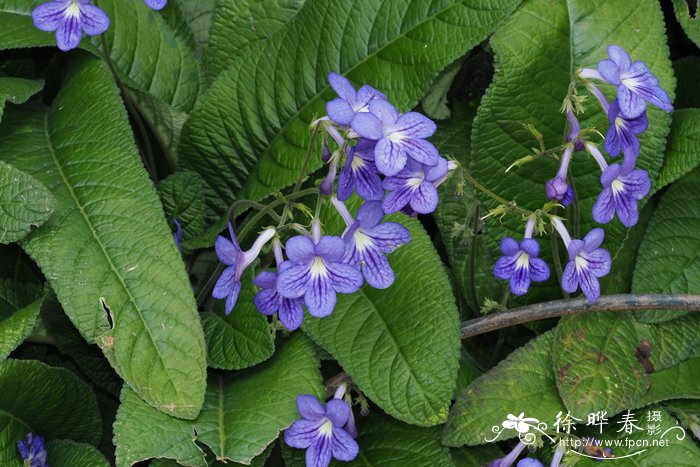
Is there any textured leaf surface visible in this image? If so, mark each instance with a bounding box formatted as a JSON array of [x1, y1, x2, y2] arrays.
[[0, 359, 101, 466], [180, 0, 523, 216], [157, 170, 206, 241], [635, 356, 700, 408], [471, 0, 674, 300], [114, 335, 322, 466], [201, 284, 275, 370], [553, 313, 650, 419], [114, 387, 206, 467], [443, 331, 566, 446], [46, 440, 110, 467], [633, 168, 700, 323], [0, 161, 56, 244], [633, 315, 700, 370], [205, 0, 306, 81], [304, 213, 460, 427], [173, 0, 218, 58], [655, 109, 700, 192], [0, 1, 56, 50], [673, 0, 700, 49], [0, 279, 42, 361], [0, 56, 207, 418], [0, 77, 43, 122]]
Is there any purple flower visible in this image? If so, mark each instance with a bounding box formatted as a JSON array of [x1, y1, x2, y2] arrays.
[[352, 100, 440, 176], [172, 218, 183, 251], [32, 0, 109, 52], [276, 225, 363, 317], [284, 394, 359, 467], [253, 265, 305, 331], [516, 460, 544, 467], [493, 237, 550, 296], [597, 45, 672, 118], [382, 157, 448, 215], [545, 176, 574, 206], [213, 225, 276, 315], [592, 160, 650, 227], [561, 228, 611, 303], [337, 139, 384, 201], [144, 0, 167, 10], [604, 99, 648, 158], [326, 72, 385, 126], [341, 201, 410, 289], [488, 442, 527, 467], [17, 433, 49, 467]]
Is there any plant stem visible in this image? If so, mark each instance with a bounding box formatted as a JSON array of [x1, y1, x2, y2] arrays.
[[460, 294, 700, 339], [460, 168, 532, 216]]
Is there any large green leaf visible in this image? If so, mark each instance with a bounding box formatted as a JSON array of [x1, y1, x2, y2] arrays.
[[655, 109, 700, 192], [0, 279, 42, 361], [0, 161, 57, 245], [635, 357, 700, 408], [180, 0, 523, 217], [113, 335, 323, 466], [303, 212, 460, 427], [0, 359, 102, 466], [443, 331, 566, 446], [0, 1, 56, 51], [172, 0, 218, 58], [471, 0, 674, 300], [0, 77, 43, 122], [0, 56, 207, 419], [45, 440, 110, 467], [633, 168, 700, 323], [553, 313, 650, 419]]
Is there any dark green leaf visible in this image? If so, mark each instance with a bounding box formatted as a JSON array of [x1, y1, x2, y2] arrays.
[[157, 170, 206, 241], [45, 440, 110, 467], [673, 57, 700, 109], [0, 56, 207, 419], [673, 0, 700, 49], [0, 77, 43, 123], [0, 279, 42, 361], [180, 0, 523, 217], [0, 1, 56, 51], [635, 357, 700, 408], [655, 109, 700, 192]]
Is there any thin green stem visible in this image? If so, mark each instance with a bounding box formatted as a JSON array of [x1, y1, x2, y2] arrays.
[[460, 168, 532, 217], [468, 203, 481, 313]]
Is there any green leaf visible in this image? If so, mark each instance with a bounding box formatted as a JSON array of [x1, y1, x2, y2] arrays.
[[633, 168, 700, 323], [0, 359, 102, 465], [673, 0, 700, 49], [443, 331, 566, 446], [114, 335, 323, 466], [204, 0, 306, 81], [471, 0, 674, 300], [180, 0, 523, 217], [655, 109, 700, 192], [157, 170, 207, 241], [201, 282, 275, 370], [553, 313, 650, 419], [673, 57, 700, 109], [45, 440, 110, 467], [304, 213, 460, 427], [114, 387, 206, 467], [0, 77, 43, 122], [433, 102, 500, 313], [0, 56, 207, 419], [0, 1, 57, 51], [172, 0, 218, 58], [0, 161, 57, 244], [0, 279, 41, 361], [420, 59, 464, 121], [635, 357, 700, 408], [634, 315, 700, 371], [41, 295, 122, 396]]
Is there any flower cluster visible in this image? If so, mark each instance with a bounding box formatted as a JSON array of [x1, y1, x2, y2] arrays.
[[17, 433, 49, 467], [32, 0, 166, 51], [211, 72, 452, 332], [495, 45, 671, 302], [285, 385, 359, 467]]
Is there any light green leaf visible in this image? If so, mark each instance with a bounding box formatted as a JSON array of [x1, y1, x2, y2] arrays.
[[180, 0, 523, 217], [45, 440, 110, 467], [655, 109, 700, 192], [157, 170, 206, 241], [0, 77, 43, 122], [635, 357, 700, 408], [420, 59, 464, 121], [114, 335, 323, 466], [633, 168, 700, 323], [0, 161, 57, 244], [204, 0, 306, 81], [304, 212, 460, 427], [0, 1, 56, 51], [673, 0, 700, 49], [113, 387, 206, 467], [553, 313, 650, 419], [443, 331, 566, 446], [0, 359, 102, 466], [471, 0, 674, 300], [201, 283, 275, 370], [0, 279, 42, 361], [0, 56, 207, 419]]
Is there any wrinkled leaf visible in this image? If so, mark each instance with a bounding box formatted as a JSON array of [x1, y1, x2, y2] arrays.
[[655, 109, 700, 192], [0, 279, 42, 361]]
